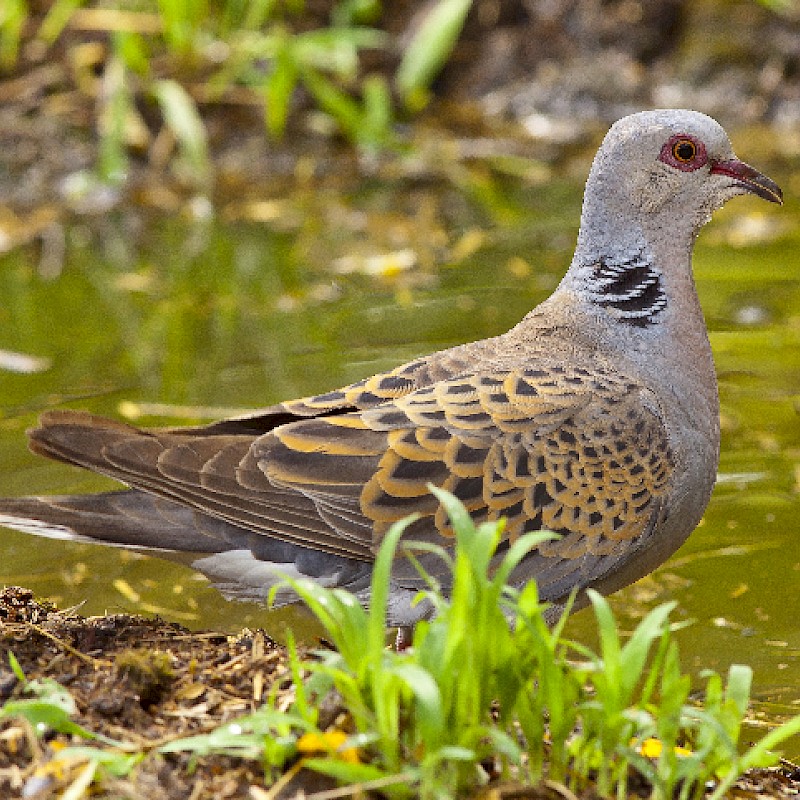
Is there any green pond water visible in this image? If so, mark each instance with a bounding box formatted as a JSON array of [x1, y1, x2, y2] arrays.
[[0, 150, 798, 748]]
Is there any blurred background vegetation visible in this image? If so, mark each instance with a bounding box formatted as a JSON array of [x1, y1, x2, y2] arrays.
[[0, 0, 799, 745], [1, 0, 800, 217]]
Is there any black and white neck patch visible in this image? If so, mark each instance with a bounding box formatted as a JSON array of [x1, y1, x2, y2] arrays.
[[583, 249, 667, 326]]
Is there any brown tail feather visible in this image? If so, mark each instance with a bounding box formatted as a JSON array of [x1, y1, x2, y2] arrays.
[[22, 410, 377, 561], [27, 410, 146, 470], [0, 490, 225, 552]]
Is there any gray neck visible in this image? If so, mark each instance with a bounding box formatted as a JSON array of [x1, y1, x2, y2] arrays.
[[544, 170, 718, 443], [559, 167, 699, 329]]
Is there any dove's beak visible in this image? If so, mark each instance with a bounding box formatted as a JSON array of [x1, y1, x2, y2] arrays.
[[710, 159, 783, 205]]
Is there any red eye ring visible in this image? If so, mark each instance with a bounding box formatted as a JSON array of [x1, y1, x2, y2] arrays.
[[659, 134, 708, 172]]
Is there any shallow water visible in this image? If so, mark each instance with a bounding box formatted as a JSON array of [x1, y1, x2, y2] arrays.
[[0, 151, 798, 749]]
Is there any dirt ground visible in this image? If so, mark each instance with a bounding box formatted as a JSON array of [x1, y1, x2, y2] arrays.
[[0, 586, 352, 799]]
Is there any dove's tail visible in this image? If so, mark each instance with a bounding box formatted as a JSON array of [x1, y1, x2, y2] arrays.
[[0, 490, 372, 606]]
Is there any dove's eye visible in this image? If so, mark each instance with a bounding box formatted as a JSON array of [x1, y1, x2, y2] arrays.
[[672, 140, 696, 162], [659, 134, 708, 172]]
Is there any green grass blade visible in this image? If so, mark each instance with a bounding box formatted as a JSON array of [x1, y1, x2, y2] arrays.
[[264, 34, 299, 138], [395, 0, 472, 110], [0, 0, 26, 68], [0, 698, 94, 740], [36, 0, 84, 45], [736, 714, 800, 772], [490, 529, 556, 587], [392, 663, 444, 745], [7, 651, 26, 683], [152, 79, 211, 187], [428, 484, 471, 535], [98, 56, 131, 185], [724, 664, 752, 733]]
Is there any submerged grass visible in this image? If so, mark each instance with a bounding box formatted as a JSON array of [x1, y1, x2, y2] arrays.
[[3, 488, 800, 797]]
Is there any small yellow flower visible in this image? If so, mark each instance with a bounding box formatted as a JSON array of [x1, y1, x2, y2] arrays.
[[636, 738, 693, 759], [297, 730, 361, 764]]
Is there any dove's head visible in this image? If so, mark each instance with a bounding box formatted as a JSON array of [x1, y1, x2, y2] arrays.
[[577, 109, 781, 258]]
